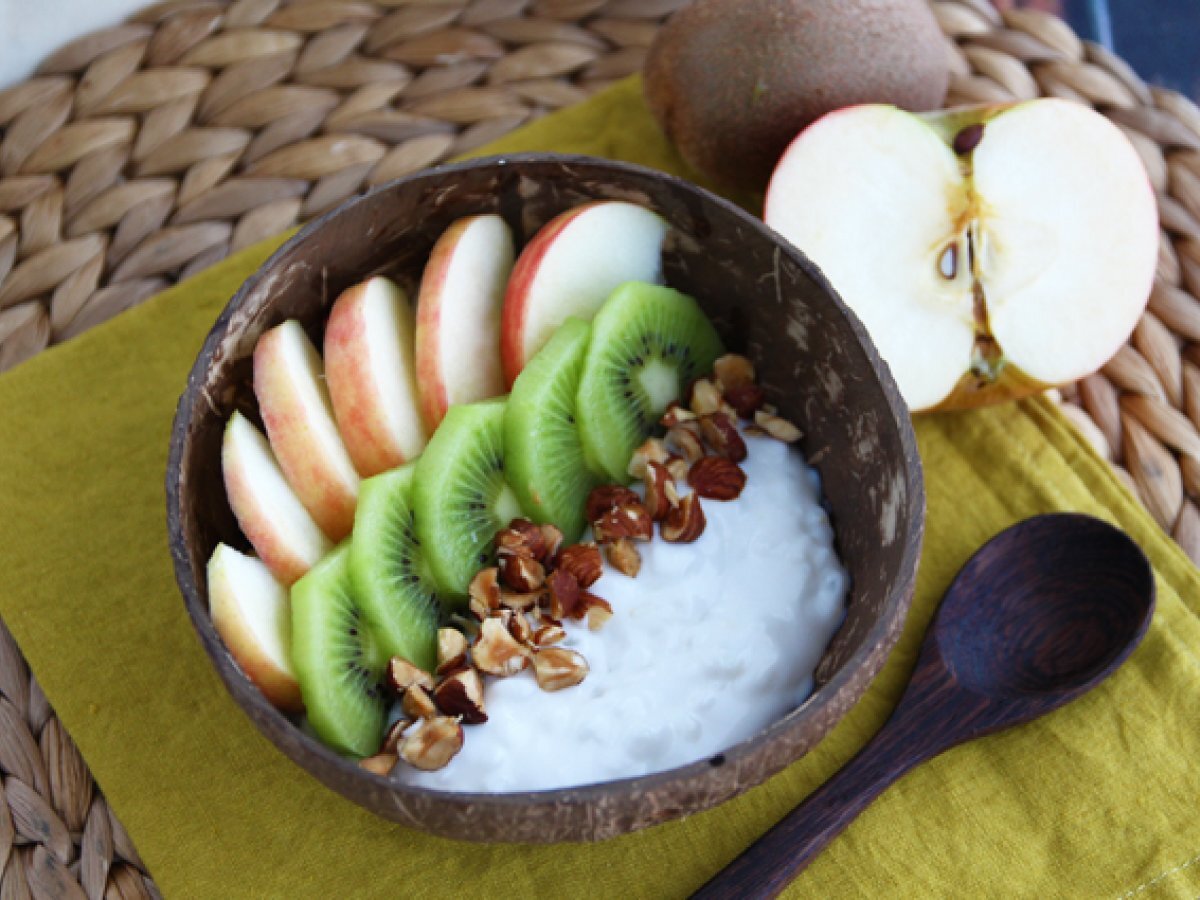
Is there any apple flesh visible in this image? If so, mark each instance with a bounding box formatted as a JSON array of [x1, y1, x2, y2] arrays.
[[222, 412, 332, 586], [325, 277, 427, 477], [208, 543, 303, 712], [254, 320, 360, 540], [414, 215, 513, 430], [764, 99, 1158, 412], [500, 201, 668, 385]]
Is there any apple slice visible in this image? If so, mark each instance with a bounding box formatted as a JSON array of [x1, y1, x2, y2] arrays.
[[208, 543, 303, 712], [500, 201, 668, 385], [765, 100, 1158, 412], [325, 277, 427, 477], [223, 411, 332, 586], [414, 215, 514, 430], [254, 320, 360, 540]]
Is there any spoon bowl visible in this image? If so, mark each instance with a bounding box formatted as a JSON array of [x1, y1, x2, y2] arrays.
[[696, 513, 1155, 899], [938, 514, 1154, 701]]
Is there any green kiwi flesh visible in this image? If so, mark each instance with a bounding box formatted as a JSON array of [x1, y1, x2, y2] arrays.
[[349, 464, 440, 673], [291, 543, 388, 758], [504, 317, 599, 542], [576, 282, 724, 481], [413, 398, 522, 598]]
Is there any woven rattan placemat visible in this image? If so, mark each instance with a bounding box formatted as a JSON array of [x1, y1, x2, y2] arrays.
[[0, 0, 1198, 894]]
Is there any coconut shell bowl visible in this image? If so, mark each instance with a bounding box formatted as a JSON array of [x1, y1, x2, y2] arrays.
[[166, 154, 925, 843]]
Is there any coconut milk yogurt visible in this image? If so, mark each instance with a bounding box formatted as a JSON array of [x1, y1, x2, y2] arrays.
[[398, 432, 848, 792]]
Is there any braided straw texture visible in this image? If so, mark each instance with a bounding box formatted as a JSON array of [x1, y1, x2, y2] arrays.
[[0, 0, 1198, 891]]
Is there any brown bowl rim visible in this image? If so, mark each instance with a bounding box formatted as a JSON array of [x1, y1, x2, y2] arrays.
[[166, 152, 924, 836]]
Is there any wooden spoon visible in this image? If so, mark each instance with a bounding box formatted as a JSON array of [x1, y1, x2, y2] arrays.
[[694, 513, 1155, 899]]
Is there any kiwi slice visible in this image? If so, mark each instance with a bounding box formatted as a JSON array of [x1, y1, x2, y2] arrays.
[[504, 317, 599, 542], [576, 281, 724, 481], [414, 398, 523, 598], [349, 464, 440, 673], [291, 544, 388, 757]]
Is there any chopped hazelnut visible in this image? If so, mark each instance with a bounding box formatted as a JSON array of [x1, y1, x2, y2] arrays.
[[666, 456, 692, 482], [532, 647, 589, 692], [380, 718, 413, 754], [359, 753, 397, 777], [399, 717, 464, 771], [468, 567, 501, 619], [494, 517, 548, 561], [661, 492, 706, 543], [643, 460, 679, 521], [666, 422, 706, 463], [583, 593, 614, 631], [508, 610, 534, 644], [472, 617, 530, 677], [532, 624, 567, 647], [401, 683, 438, 719], [433, 668, 488, 724], [436, 628, 469, 675], [725, 383, 766, 419], [754, 409, 803, 442], [500, 588, 543, 611], [699, 412, 748, 462], [546, 568, 583, 620], [585, 485, 641, 523], [539, 523, 564, 561], [627, 436, 670, 479], [386, 657, 434, 696], [606, 538, 641, 577], [660, 402, 697, 428], [499, 553, 545, 592], [593, 502, 653, 543], [690, 378, 725, 415], [557, 543, 602, 588], [713, 354, 755, 390]]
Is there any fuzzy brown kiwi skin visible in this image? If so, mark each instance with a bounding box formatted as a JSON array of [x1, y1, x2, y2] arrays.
[[643, 0, 949, 192]]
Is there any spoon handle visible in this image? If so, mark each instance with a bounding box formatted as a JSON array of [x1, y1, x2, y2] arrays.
[[691, 725, 927, 900]]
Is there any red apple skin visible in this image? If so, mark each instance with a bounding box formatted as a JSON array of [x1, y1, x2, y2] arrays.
[[325, 279, 425, 477], [254, 323, 359, 541], [414, 216, 510, 430], [499, 204, 593, 387]]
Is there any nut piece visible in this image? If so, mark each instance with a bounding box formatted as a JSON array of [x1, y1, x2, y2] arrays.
[[688, 456, 747, 501], [532, 623, 567, 647], [585, 485, 641, 523], [386, 657, 434, 695], [468, 567, 502, 619], [583, 593, 614, 631], [433, 668, 488, 724], [508, 610, 534, 644], [557, 543, 602, 588], [495, 518, 548, 561], [546, 568, 583, 620], [593, 502, 653, 543], [627, 436, 670, 479], [532, 647, 589, 691], [666, 456, 692, 482], [661, 492, 706, 543], [660, 402, 697, 429], [689, 378, 724, 415], [699, 412, 748, 462], [713, 353, 755, 390], [725, 383, 766, 419], [472, 616, 530, 677], [643, 460, 679, 521], [500, 588, 543, 611], [539, 523, 564, 561], [666, 422, 706, 463], [606, 538, 641, 577], [399, 717, 464, 771], [499, 553, 545, 592], [380, 718, 413, 754], [359, 752, 397, 777], [401, 683, 438, 720], [436, 628, 469, 674], [754, 409, 803, 443]]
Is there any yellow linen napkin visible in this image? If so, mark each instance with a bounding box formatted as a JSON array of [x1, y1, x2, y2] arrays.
[[0, 77, 1198, 899]]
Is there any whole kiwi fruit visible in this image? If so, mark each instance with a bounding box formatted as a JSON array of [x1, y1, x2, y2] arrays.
[[644, 0, 949, 191]]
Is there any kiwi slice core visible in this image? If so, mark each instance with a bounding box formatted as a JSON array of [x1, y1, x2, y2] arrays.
[[291, 544, 388, 757], [576, 282, 724, 481]]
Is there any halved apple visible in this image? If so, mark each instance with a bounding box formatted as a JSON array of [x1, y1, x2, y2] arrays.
[[208, 543, 303, 712], [222, 412, 332, 586], [499, 201, 668, 385], [254, 320, 360, 540], [764, 99, 1158, 412], [414, 215, 513, 430], [325, 277, 427, 477]]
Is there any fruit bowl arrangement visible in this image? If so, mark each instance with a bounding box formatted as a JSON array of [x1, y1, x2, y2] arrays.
[[167, 154, 923, 843]]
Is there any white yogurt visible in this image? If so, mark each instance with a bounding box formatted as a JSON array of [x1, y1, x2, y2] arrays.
[[399, 433, 848, 792]]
